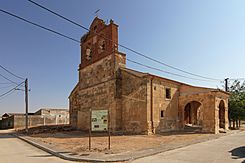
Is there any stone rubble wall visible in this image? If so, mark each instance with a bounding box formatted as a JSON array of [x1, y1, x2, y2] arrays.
[[148, 78, 180, 133], [120, 69, 148, 134]]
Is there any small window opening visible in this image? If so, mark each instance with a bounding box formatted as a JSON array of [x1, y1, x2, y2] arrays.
[[161, 110, 165, 118], [165, 88, 171, 99], [101, 42, 105, 50], [154, 86, 156, 90]]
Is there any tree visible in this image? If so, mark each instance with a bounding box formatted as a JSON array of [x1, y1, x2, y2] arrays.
[[228, 80, 245, 129]]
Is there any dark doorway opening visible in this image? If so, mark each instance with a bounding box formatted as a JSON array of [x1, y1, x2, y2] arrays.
[[219, 100, 225, 129], [184, 101, 202, 127]]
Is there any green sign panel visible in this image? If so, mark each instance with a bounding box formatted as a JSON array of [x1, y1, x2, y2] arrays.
[[91, 110, 108, 131]]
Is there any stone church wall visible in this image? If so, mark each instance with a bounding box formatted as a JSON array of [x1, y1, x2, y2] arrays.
[[120, 69, 148, 134], [149, 78, 180, 133], [70, 55, 117, 130], [69, 17, 230, 135]]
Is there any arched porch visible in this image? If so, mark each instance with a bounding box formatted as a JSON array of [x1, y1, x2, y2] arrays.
[[218, 100, 226, 129], [184, 101, 203, 127]]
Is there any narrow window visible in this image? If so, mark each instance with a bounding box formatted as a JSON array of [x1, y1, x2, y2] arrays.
[[101, 42, 105, 50], [165, 88, 171, 99], [93, 25, 97, 31], [161, 110, 165, 118]]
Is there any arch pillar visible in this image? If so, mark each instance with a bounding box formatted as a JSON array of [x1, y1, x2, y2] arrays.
[[215, 98, 229, 133]]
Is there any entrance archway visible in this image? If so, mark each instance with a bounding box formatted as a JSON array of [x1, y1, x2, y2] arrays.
[[219, 100, 225, 129], [184, 101, 202, 126]]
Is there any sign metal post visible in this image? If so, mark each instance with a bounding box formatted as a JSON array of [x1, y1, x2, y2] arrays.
[[89, 109, 91, 151], [108, 109, 110, 150], [89, 109, 110, 150]]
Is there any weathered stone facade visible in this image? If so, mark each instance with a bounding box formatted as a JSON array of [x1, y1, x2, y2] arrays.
[[179, 85, 229, 134], [69, 17, 229, 134]]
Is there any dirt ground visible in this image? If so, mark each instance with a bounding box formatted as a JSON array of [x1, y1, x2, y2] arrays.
[[26, 131, 219, 155]]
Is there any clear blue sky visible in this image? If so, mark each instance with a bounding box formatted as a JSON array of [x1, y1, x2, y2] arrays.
[[0, 0, 245, 115]]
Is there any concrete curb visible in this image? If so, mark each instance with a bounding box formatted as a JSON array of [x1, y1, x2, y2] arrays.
[[12, 130, 241, 162], [13, 134, 123, 162]]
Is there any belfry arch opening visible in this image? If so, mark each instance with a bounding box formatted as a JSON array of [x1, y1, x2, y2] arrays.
[[219, 100, 225, 129], [184, 101, 202, 127]]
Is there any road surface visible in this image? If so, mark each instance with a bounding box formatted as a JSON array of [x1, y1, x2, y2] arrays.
[[0, 130, 244, 163], [133, 131, 245, 163], [0, 130, 73, 163]]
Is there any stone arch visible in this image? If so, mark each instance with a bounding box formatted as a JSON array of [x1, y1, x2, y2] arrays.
[[184, 101, 203, 126], [219, 100, 225, 129]]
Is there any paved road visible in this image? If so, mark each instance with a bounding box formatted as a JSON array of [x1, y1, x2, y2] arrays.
[[133, 131, 245, 163], [0, 131, 73, 163], [1, 130, 244, 163]]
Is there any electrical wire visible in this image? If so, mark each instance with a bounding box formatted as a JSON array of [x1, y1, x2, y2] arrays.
[[0, 84, 15, 89], [0, 81, 25, 98], [28, 0, 89, 31], [127, 59, 221, 83], [0, 73, 19, 85], [0, 8, 80, 44], [0, 7, 224, 83], [229, 78, 245, 81], [27, 0, 221, 81], [0, 64, 25, 80], [0, 88, 17, 101]]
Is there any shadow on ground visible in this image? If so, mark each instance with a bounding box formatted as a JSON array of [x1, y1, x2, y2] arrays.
[[229, 146, 245, 160], [29, 154, 53, 158], [0, 133, 14, 139]]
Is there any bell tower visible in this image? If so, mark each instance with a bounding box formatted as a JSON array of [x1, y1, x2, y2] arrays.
[[79, 17, 120, 69], [70, 17, 125, 132]]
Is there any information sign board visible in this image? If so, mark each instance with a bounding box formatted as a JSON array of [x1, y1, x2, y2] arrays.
[[91, 110, 108, 131]]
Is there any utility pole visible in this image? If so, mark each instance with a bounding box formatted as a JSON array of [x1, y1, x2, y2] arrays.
[[25, 78, 29, 133], [225, 78, 229, 92]]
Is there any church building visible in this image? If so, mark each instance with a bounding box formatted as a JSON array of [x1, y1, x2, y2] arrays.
[[69, 17, 229, 134]]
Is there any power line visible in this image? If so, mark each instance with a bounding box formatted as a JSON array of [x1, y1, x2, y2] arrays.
[[0, 8, 222, 84], [0, 84, 15, 89], [127, 59, 221, 83], [27, 0, 221, 82], [0, 73, 19, 85], [0, 8, 80, 44], [0, 88, 17, 101], [28, 0, 89, 31], [0, 64, 25, 80], [229, 78, 245, 81], [121, 46, 220, 81], [0, 81, 25, 99]]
